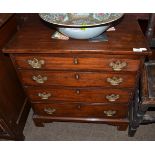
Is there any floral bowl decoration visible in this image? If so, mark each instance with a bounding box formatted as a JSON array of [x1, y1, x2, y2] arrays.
[[39, 13, 124, 39]]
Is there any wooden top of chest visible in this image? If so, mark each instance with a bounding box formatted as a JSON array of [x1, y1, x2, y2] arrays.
[[3, 14, 151, 55]]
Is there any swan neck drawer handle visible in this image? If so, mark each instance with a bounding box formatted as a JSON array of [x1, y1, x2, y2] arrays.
[[109, 60, 127, 71], [27, 58, 45, 68], [44, 107, 56, 115], [104, 110, 116, 117], [32, 75, 47, 84], [38, 92, 51, 100], [107, 77, 123, 86], [106, 94, 120, 102]]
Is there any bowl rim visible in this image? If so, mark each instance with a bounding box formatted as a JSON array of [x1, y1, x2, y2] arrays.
[[39, 13, 124, 28]]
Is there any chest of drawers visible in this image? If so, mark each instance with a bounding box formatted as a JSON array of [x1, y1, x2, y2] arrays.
[[3, 14, 151, 131]]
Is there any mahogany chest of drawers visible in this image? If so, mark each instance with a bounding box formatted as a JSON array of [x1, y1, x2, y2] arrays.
[[3, 14, 151, 131]]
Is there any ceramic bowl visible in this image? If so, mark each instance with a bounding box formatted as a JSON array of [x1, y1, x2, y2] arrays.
[[39, 13, 124, 39], [58, 26, 110, 39]]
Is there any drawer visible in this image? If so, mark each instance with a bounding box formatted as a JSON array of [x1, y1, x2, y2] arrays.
[[19, 70, 137, 88], [13, 55, 140, 71], [33, 102, 128, 118], [26, 87, 131, 103]]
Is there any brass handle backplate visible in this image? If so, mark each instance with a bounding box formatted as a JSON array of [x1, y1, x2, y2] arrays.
[[107, 77, 123, 86], [44, 107, 56, 115], [106, 94, 120, 102], [109, 60, 127, 71], [32, 75, 47, 84], [38, 92, 51, 100], [27, 58, 45, 69], [104, 110, 116, 117]]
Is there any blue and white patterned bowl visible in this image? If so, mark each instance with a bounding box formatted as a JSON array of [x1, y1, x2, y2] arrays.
[[39, 13, 124, 39]]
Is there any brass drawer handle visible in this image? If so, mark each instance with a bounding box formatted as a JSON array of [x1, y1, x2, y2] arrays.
[[104, 110, 116, 117], [107, 77, 123, 86], [73, 57, 78, 65], [32, 75, 47, 84], [44, 107, 56, 115], [106, 94, 120, 102], [38, 92, 51, 100], [27, 58, 45, 69], [109, 60, 127, 71]]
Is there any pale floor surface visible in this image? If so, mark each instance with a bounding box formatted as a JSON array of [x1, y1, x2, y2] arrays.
[[23, 110, 155, 141]]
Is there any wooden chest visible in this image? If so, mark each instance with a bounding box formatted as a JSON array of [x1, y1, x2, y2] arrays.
[[3, 14, 151, 131]]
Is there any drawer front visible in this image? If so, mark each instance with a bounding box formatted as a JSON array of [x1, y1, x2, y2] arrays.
[[33, 103, 128, 118], [19, 70, 136, 88], [13, 55, 140, 71], [26, 87, 131, 103]]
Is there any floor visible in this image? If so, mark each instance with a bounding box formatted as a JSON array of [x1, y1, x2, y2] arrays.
[[23, 110, 155, 141]]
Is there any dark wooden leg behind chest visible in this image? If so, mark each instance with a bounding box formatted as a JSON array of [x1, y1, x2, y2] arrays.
[[128, 62, 155, 137]]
